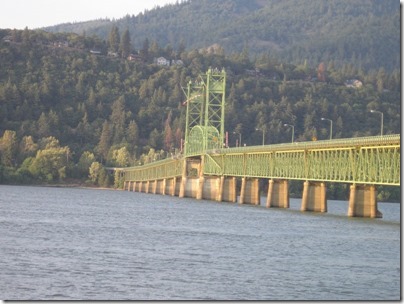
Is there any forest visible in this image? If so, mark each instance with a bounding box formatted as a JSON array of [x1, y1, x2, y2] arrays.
[[44, 0, 400, 72], [0, 27, 400, 200]]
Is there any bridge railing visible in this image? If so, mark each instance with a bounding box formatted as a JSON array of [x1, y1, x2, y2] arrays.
[[120, 135, 400, 186], [211, 134, 400, 154], [204, 134, 400, 186], [122, 158, 183, 182]]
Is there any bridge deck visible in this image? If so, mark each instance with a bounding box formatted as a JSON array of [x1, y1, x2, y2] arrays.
[[123, 134, 400, 186]]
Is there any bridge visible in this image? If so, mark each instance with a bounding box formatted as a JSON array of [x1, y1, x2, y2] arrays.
[[118, 69, 400, 218]]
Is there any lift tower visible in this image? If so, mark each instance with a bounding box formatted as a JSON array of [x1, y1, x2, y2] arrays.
[[184, 68, 226, 156]]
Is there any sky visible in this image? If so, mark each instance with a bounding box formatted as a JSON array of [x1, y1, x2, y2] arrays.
[[0, 0, 177, 30]]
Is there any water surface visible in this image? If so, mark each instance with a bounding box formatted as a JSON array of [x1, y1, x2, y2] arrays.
[[0, 185, 400, 300]]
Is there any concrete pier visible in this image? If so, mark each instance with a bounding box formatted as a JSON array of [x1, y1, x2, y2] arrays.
[[239, 177, 260, 205], [301, 181, 327, 212], [348, 184, 382, 218], [124, 176, 387, 220], [266, 179, 289, 208], [220, 176, 237, 203], [201, 176, 218, 200]]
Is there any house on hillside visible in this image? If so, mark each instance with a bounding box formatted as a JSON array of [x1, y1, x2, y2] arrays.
[[155, 57, 170, 66], [128, 54, 143, 62], [108, 51, 119, 58], [90, 50, 101, 55], [2, 36, 13, 43], [53, 41, 69, 48], [171, 59, 184, 66], [345, 79, 363, 88]]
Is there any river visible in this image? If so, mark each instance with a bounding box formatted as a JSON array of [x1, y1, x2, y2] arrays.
[[0, 185, 400, 300]]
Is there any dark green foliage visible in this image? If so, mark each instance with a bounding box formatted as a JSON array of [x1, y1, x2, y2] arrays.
[[43, 0, 399, 71]]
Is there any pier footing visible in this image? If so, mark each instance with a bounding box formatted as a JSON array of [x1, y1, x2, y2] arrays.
[[348, 184, 382, 218], [301, 181, 327, 212]]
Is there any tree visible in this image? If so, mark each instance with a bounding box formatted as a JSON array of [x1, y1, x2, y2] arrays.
[[29, 144, 70, 182], [140, 38, 149, 61], [111, 146, 130, 167], [149, 128, 161, 149], [0, 130, 18, 167], [96, 120, 112, 162], [317, 62, 326, 82], [108, 25, 120, 53], [126, 120, 139, 153], [89, 161, 109, 187], [89, 161, 102, 183], [164, 111, 173, 151], [77, 151, 96, 178], [114, 169, 123, 189], [37, 112, 50, 138], [119, 29, 131, 58], [110, 96, 126, 144], [18, 135, 38, 163]]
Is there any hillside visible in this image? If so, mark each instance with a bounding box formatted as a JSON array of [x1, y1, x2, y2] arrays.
[[0, 28, 400, 199], [43, 0, 400, 71]]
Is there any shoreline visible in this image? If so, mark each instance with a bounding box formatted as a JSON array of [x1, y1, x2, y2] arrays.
[[0, 182, 117, 191]]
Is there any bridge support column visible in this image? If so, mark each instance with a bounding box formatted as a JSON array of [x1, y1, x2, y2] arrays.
[[301, 181, 327, 212], [222, 177, 237, 202], [152, 180, 157, 194], [239, 177, 260, 205], [217, 176, 225, 202], [179, 177, 186, 198], [196, 176, 205, 200], [266, 179, 289, 208], [348, 184, 382, 218], [171, 178, 176, 196], [201, 176, 214, 200], [179, 158, 188, 198], [175, 177, 181, 196], [162, 179, 167, 195], [165, 178, 175, 196]]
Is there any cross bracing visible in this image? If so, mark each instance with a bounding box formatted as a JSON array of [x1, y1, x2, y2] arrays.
[[122, 134, 399, 186], [203, 134, 400, 186]]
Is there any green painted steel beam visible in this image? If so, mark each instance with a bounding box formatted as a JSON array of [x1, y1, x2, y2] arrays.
[[203, 134, 400, 186], [184, 68, 226, 156], [122, 158, 183, 182], [122, 134, 399, 187]]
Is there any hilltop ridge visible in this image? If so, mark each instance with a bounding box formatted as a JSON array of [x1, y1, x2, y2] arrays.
[[43, 0, 400, 71]]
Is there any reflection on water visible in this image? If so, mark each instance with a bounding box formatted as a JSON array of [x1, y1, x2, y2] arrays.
[[0, 185, 400, 300]]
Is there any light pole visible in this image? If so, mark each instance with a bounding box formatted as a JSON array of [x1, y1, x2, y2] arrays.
[[370, 110, 384, 136], [283, 124, 295, 143], [321, 117, 333, 140], [233, 131, 241, 147], [255, 128, 265, 145]]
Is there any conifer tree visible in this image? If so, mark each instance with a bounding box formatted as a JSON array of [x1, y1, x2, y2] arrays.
[[119, 29, 131, 58], [108, 25, 120, 53]]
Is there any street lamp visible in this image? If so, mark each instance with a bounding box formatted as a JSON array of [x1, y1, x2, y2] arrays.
[[321, 117, 333, 140], [255, 128, 265, 145], [370, 110, 384, 136], [283, 124, 295, 143], [233, 131, 241, 147]]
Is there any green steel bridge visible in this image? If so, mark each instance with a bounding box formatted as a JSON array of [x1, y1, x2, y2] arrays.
[[122, 134, 400, 187], [119, 69, 400, 218]]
